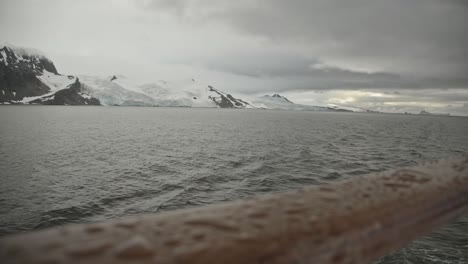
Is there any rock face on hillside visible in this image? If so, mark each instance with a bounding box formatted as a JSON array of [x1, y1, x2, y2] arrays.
[[29, 79, 100, 105], [0, 46, 100, 105], [0, 46, 54, 102], [208, 85, 252, 108]]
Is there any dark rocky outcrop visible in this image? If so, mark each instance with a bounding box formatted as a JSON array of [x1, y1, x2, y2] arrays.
[[0, 45, 100, 105], [0, 46, 58, 75], [207, 85, 250, 108], [29, 79, 100, 105], [0, 46, 55, 102]]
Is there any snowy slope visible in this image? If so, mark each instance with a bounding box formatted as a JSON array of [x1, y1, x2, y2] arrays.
[[79, 75, 158, 106], [20, 71, 77, 103], [250, 94, 330, 111], [79, 75, 253, 108], [79, 75, 361, 111], [36, 70, 76, 92]]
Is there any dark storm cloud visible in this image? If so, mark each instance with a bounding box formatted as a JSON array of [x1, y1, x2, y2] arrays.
[[198, 51, 468, 91], [196, 48, 468, 92], [138, 0, 468, 90]]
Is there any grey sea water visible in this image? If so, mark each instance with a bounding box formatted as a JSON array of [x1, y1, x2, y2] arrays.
[[0, 106, 467, 263]]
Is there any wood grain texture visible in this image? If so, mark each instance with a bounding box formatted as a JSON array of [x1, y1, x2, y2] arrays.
[[1, 157, 468, 264]]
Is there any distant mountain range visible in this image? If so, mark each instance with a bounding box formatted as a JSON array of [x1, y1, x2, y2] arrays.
[[0, 45, 362, 112], [419, 110, 450, 116]]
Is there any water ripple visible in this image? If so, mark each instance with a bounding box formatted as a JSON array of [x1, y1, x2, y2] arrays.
[[1, 107, 468, 263]]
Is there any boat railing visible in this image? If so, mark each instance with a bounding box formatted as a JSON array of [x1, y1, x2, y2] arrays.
[[1, 156, 467, 264]]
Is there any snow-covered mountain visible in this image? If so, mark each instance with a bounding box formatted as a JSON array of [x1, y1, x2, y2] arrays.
[[250, 94, 342, 111], [0, 44, 365, 112], [0, 46, 100, 105], [80, 75, 359, 111], [263, 94, 294, 104], [79, 74, 254, 108]]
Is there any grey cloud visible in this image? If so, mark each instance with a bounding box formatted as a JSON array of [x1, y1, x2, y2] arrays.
[[136, 0, 188, 15], [139, 0, 468, 87], [171, 45, 468, 93], [351, 90, 468, 105], [199, 52, 321, 78]]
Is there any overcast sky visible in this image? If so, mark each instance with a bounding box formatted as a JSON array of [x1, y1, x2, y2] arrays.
[[1, 0, 468, 115]]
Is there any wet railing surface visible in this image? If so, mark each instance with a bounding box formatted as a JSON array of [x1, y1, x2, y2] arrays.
[[1, 157, 467, 264]]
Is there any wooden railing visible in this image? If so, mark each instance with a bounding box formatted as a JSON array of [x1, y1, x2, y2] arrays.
[[1, 157, 467, 264]]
